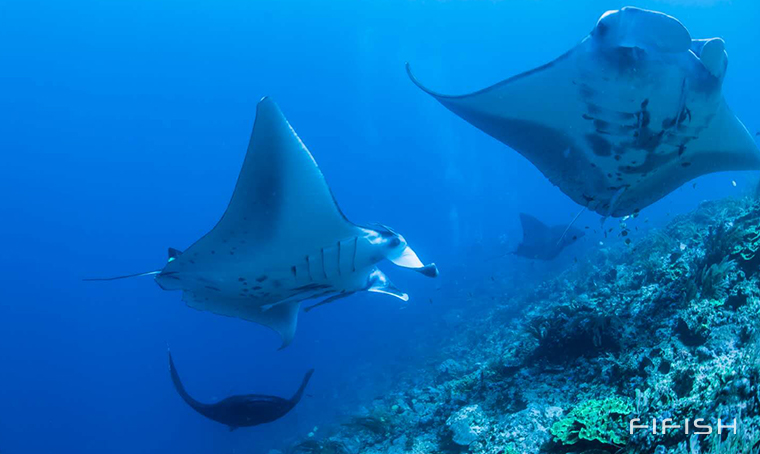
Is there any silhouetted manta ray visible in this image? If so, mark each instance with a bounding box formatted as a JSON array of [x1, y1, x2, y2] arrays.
[[408, 6, 760, 217], [87, 97, 438, 348], [168, 351, 313, 431], [514, 213, 584, 261]]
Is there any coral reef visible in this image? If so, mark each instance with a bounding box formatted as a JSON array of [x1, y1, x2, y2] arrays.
[[280, 197, 760, 454]]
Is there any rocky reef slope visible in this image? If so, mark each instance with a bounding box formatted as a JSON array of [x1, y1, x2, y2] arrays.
[[285, 197, 760, 454]]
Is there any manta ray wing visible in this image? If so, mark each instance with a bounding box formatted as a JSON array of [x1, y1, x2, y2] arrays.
[[184, 97, 359, 262], [182, 292, 301, 349], [408, 6, 760, 217]]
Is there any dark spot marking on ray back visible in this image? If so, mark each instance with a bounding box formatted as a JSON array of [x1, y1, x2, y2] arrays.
[[291, 266, 297, 279], [582, 114, 594, 121], [295, 283, 329, 291], [210, 250, 216, 255], [205, 285, 221, 292], [256, 275, 267, 283], [586, 134, 612, 157], [662, 116, 677, 129], [681, 162, 692, 167], [593, 119, 612, 131], [680, 107, 691, 124], [252, 286, 262, 290], [238, 277, 245, 282], [578, 84, 595, 99]]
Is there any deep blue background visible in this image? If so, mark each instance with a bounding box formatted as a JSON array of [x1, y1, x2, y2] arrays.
[[1, 0, 759, 452]]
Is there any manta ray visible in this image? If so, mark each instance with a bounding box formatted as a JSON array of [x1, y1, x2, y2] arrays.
[[513, 213, 584, 261], [89, 97, 437, 348], [408, 6, 760, 217], [169, 351, 313, 430]]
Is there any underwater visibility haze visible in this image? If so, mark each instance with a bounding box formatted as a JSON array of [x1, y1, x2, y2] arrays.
[[2, 1, 760, 453]]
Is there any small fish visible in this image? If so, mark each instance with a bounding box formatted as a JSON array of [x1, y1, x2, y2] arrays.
[[732, 180, 737, 187], [692, 182, 697, 189], [625, 238, 632, 245]]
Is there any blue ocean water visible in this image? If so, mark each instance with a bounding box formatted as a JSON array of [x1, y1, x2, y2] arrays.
[[1, 0, 759, 453]]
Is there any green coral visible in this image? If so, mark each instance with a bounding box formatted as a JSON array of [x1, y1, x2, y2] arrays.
[[733, 226, 760, 261], [550, 397, 633, 448]]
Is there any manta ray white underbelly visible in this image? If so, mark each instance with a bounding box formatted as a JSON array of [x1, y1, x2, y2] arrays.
[[408, 6, 760, 217]]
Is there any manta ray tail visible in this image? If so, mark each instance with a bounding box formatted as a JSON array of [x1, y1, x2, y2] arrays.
[[556, 207, 587, 246], [85, 248, 178, 281], [83, 270, 160, 281], [167, 350, 208, 412], [290, 369, 315, 405]]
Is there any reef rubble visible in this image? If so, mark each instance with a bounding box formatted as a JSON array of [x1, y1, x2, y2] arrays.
[[284, 197, 760, 454]]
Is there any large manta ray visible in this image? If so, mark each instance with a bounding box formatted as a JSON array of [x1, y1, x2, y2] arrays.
[[89, 98, 438, 348], [408, 6, 760, 217]]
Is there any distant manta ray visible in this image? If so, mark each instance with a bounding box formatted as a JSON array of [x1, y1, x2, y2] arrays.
[[408, 6, 760, 217], [168, 351, 313, 431], [513, 213, 584, 261], [87, 97, 438, 348]]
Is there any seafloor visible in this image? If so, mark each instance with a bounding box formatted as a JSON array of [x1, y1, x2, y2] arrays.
[[283, 197, 760, 454]]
